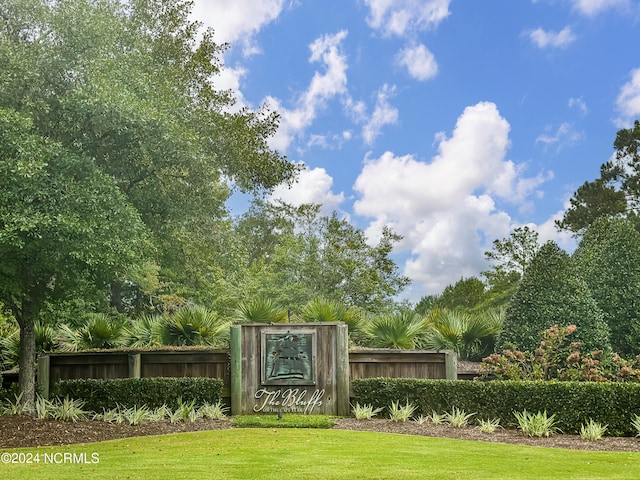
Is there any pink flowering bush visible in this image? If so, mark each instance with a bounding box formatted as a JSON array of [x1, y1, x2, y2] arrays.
[[480, 324, 640, 382]]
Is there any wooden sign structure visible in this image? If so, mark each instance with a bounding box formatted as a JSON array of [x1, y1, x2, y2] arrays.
[[230, 323, 350, 416]]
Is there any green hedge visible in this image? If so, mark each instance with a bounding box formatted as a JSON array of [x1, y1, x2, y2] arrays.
[[52, 377, 224, 412], [352, 378, 640, 436]]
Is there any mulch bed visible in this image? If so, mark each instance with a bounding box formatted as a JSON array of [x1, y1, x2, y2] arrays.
[[1, 414, 639, 452]]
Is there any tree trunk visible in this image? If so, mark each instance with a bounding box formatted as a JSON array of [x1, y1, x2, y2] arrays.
[[110, 280, 124, 313], [18, 315, 36, 412]]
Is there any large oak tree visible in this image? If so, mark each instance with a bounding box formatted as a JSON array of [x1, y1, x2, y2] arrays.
[[0, 0, 297, 407]]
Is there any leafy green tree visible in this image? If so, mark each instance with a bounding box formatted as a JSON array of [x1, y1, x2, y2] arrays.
[[238, 202, 410, 314], [1, 0, 299, 406], [1, 0, 298, 316], [435, 277, 486, 310], [0, 108, 149, 408], [557, 121, 640, 234], [498, 242, 610, 353], [481, 226, 541, 310], [483, 226, 540, 284], [414, 295, 438, 315], [573, 217, 640, 355]]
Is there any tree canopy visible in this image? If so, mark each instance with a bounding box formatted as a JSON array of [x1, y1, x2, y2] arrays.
[[573, 216, 640, 355], [0, 0, 298, 407], [557, 121, 640, 234], [498, 241, 610, 353], [0, 107, 150, 405], [236, 201, 410, 314]]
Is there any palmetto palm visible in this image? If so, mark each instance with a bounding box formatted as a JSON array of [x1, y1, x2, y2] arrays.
[[159, 305, 230, 347], [300, 298, 364, 340], [57, 313, 126, 351], [1, 321, 57, 368], [363, 311, 429, 349], [233, 297, 288, 323], [422, 308, 503, 360], [122, 314, 162, 347]]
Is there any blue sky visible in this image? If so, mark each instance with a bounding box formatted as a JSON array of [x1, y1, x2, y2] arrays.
[[191, 0, 640, 301]]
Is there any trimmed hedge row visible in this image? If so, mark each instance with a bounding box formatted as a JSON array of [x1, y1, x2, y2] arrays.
[[52, 377, 224, 412], [352, 378, 640, 436]]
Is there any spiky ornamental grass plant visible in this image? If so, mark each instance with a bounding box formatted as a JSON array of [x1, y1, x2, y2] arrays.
[[51, 397, 87, 422], [388, 400, 417, 422], [414, 415, 429, 425], [198, 400, 229, 420], [445, 407, 475, 428], [121, 405, 153, 426], [580, 419, 607, 441], [632, 414, 640, 437], [172, 397, 199, 423], [351, 402, 383, 420], [514, 410, 559, 437], [2, 393, 30, 415], [477, 418, 502, 434], [428, 411, 446, 425], [34, 395, 55, 419]]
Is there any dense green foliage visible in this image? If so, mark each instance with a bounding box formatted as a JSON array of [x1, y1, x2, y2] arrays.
[[482, 324, 640, 382], [352, 377, 640, 436], [0, 0, 299, 408], [573, 217, 640, 355], [237, 202, 410, 314], [52, 377, 223, 411], [422, 309, 503, 361], [498, 242, 610, 353]]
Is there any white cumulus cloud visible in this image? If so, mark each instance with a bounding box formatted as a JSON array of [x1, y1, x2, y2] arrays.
[[353, 102, 553, 295], [528, 26, 576, 48], [365, 0, 452, 37], [569, 0, 631, 16], [192, 0, 287, 55], [616, 68, 640, 127], [395, 43, 439, 81], [270, 165, 345, 215], [265, 31, 349, 152]]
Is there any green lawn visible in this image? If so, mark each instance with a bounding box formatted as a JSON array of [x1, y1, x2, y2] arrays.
[[1, 429, 638, 480]]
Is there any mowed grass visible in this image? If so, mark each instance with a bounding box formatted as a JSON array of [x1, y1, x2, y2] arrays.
[[1, 428, 638, 480]]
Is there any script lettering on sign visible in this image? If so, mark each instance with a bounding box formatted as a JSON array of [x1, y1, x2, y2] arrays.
[[253, 388, 325, 414]]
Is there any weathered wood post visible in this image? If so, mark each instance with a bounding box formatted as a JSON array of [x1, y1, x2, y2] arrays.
[[444, 350, 458, 380], [230, 325, 243, 416], [128, 353, 141, 378], [37, 354, 50, 399]]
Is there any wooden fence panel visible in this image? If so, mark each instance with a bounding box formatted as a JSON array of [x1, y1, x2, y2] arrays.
[[349, 350, 448, 381], [49, 352, 129, 385]]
